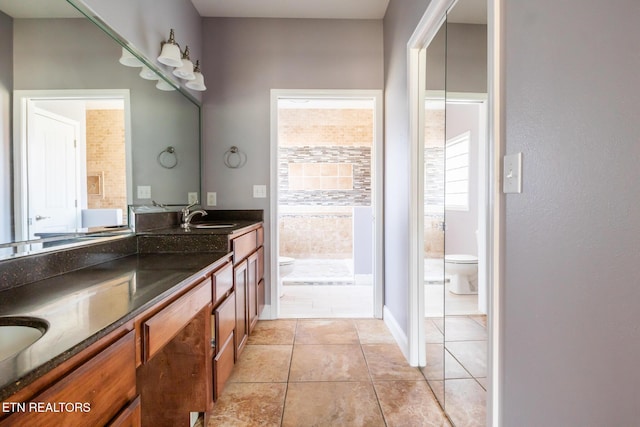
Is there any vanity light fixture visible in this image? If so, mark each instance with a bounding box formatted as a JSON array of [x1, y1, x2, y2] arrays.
[[173, 46, 195, 80], [156, 79, 176, 91], [139, 65, 159, 80], [157, 29, 183, 67], [119, 47, 143, 67], [186, 60, 207, 91]]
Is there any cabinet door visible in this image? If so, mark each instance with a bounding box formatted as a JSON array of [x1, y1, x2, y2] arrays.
[[247, 251, 259, 334], [215, 291, 236, 355], [256, 246, 265, 316], [213, 333, 235, 400], [234, 260, 248, 357], [107, 395, 141, 427], [2, 331, 136, 427]]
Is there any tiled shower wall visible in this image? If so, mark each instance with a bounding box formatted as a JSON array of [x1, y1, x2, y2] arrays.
[[279, 211, 353, 258], [278, 108, 372, 258]]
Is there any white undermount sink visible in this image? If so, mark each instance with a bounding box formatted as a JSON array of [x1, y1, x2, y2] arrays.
[[190, 223, 237, 229], [0, 317, 48, 362]]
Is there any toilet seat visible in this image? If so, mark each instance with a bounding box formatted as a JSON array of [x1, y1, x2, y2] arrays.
[[445, 254, 478, 264], [279, 256, 295, 265]]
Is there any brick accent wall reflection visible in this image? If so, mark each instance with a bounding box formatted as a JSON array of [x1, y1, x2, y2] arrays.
[[86, 109, 127, 221]]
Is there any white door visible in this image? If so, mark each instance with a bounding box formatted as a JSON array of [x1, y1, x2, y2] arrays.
[[27, 105, 80, 239]]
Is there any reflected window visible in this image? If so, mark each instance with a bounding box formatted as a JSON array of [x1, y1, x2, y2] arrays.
[[445, 131, 470, 211]]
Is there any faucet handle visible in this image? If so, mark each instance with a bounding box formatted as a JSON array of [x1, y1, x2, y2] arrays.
[[182, 200, 199, 215]]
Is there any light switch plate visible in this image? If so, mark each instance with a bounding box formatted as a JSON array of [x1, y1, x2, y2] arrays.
[[188, 192, 198, 204], [207, 192, 217, 206], [503, 153, 523, 193], [253, 185, 267, 198], [137, 185, 151, 199]]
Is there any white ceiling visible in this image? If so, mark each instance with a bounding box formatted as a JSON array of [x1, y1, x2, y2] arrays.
[[0, 0, 82, 18], [190, 0, 391, 19], [0, 0, 486, 23], [191, 0, 485, 23]]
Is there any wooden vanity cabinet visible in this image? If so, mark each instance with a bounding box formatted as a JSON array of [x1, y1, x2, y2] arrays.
[[1, 330, 137, 427], [136, 278, 212, 426], [108, 396, 141, 427], [233, 259, 249, 357], [247, 251, 259, 333], [212, 289, 235, 400], [256, 246, 265, 319], [229, 225, 264, 358]]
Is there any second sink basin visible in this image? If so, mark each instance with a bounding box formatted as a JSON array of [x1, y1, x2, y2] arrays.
[[0, 317, 48, 362], [190, 223, 237, 229]]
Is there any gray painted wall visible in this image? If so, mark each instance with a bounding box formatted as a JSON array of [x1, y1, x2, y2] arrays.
[[0, 11, 12, 245], [383, 0, 431, 335], [427, 23, 487, 93], [201, 17, 384, 307], [502, 0, 640, 424]]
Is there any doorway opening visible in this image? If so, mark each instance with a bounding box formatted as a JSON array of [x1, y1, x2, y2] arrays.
[[270, 90, 383, 319], [13, 90, 131, 248]]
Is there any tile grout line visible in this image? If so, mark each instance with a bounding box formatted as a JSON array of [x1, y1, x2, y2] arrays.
[[355, 319, 390, 427], [279, 318, 298, 427]]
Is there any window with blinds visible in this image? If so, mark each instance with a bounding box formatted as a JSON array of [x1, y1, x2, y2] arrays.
[[445, 131, 470, 211]]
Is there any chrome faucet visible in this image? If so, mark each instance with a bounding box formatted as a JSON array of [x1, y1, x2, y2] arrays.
[[181, 201, 207, 229]]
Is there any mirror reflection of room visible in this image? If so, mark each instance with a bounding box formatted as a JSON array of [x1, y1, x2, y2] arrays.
[[0, 1, 201, 257], [25, 97, 127, 240], [421, 0, 489, 425]]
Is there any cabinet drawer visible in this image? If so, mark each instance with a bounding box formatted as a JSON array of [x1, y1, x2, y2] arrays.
[[107, 395, 140, 427], [213, 333, 235, 400], [2, 331, 136, 427], [214, 291, 236, 353], [232, 230, 257, 263], [212, 262, 233, 306], [256, 226, 264, 247], [143, 279, 212, 361]]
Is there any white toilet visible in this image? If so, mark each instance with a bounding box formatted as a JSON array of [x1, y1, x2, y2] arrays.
[[444, 254, 478, 294], [279, 256, 295, 278]]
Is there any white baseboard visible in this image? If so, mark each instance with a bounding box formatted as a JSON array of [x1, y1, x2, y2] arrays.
[[259, 304, 276, 320], [383, 305, 409, 361]]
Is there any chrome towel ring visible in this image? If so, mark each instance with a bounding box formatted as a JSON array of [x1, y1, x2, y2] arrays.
[[224, 146, 247, 169], [158, 146, 178, 169]]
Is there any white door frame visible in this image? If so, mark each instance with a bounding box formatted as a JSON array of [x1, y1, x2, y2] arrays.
[[13, 89, 133, 242], [27, 105, 81, 238], [268, 89, 384, 319], [407, 0, 504, 426]]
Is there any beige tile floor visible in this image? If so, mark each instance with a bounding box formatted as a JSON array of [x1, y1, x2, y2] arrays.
[[208, 319, 452, 427], [423, 315, 487, 426], [279, 285, 374, 318]]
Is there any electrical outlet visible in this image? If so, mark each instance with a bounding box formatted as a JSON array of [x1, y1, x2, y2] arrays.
[[188, 192, 198, 204], [137, 185, 151, 199], [253, 185, 267, 198], [207, 192, 217, 206]]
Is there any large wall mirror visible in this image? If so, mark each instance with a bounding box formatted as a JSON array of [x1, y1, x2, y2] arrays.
[[419, 0, 488, 424], [0, 0, 201, 258]]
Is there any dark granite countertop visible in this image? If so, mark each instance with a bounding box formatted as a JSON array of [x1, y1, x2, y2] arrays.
[[0, 251, 230, 400], [135, 220, 262, 236]]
